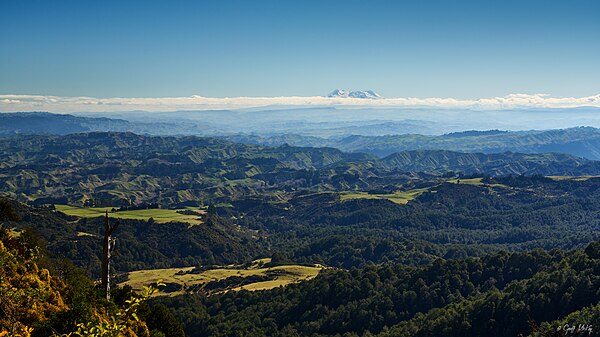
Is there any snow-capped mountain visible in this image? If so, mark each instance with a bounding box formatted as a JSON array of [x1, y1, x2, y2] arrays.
[[327, 89, 383, 99], [348, 90, 383, 99], [327, 89, 349, 97]]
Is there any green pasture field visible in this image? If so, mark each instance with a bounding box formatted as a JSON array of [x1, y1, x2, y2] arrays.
[[119, 258, 323, 296], [55, 205, 205, 226], [547, 175, 600, 181], [340, 188, 428, 205], [446, 177, 484, 185]]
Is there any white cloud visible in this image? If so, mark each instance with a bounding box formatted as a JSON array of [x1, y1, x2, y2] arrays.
[[0, 93, 599, 113], [0, 99, 22, 104]]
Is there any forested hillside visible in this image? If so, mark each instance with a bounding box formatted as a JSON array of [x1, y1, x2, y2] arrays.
[[5, 199, 265, 277], [159, 242, 600, 337], [6, 188, 600, 336], [6, 175, 600, 276]]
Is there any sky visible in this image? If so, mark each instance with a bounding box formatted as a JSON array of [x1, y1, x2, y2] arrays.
[[1, 0, 600, 104]]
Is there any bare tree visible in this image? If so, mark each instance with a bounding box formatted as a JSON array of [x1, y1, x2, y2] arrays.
[[101, 211, 119, 301]]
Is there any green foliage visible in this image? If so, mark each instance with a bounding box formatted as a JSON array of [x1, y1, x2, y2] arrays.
[[0, 228, 66, 336], [61, 282, 163, 337], [139, 304, 185, 337], [585, 241, 600, 259], [34, 259, 101, 335], [0, 199, 20, 222]]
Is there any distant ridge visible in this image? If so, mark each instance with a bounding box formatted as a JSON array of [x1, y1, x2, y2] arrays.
[[379, 149, 600, 176], [444, 130, 509, 138], [7, 112, 600, 161], [0, 111, 208, 136]]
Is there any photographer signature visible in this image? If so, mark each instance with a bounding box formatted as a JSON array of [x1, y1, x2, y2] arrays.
[[557, 323, 594, 335]]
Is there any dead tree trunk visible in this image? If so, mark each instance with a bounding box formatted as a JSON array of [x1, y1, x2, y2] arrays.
[[101, 211, 119, 301]]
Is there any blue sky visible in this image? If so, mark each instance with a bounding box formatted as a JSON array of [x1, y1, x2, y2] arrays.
[[1, 0, 599, 99]]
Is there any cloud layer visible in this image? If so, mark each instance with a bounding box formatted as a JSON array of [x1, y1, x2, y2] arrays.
[[1, 93, 600, 113]]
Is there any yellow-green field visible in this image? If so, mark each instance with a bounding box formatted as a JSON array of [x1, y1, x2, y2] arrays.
[[340, 177, 510, 205], [8, 228, 22, 237], [448, 177, 511, 189], [55, 205, 205, 226], [340, 188, 428, 205], [547, 175, 600, 181], [446, 177, 484, 185], [76, 231, 98, 237], [119, 258, 323, 296]]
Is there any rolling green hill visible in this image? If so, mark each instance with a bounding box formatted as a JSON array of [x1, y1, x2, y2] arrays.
[[3, 133, 600, 208], [0, 132, 372, 206], [379, 150, 599, 176]]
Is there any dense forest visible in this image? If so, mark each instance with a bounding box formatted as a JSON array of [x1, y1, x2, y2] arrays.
[[159, 243, 600, 336]]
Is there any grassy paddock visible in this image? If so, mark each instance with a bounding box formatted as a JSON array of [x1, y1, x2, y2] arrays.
[[446, 177, 484, 185], [119, 258, 323, 296], [547, 175, 600, 181], [340, 177, 507, 204], [7, 228, 22, 237], [55, 205, 205, 226], [340, 188, 428, 205]]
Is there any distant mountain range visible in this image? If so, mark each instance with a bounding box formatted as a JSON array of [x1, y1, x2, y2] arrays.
[[6, 111, 600, 161], [327, 89, 383, 99], [227, 127, 600, 160]]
